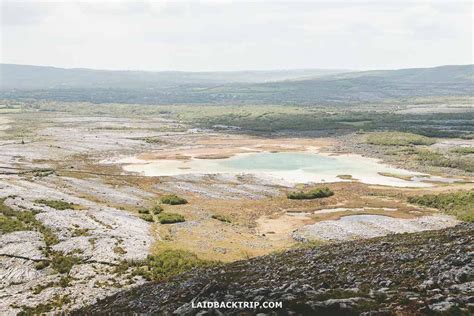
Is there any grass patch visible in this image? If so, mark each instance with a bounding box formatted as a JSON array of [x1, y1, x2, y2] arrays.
[[378, 172, 413, 181], [0, 198, 59, 245], [152, 204, 163, 214], [415, 149, 474, 172], [50, 252, 82, 274], [115, 249, 214, 281], [287, 187, 334, 200], [113, 246, 127, 255], [0, 215, 27, 233], [408, 190, 474, 222], [34, 199, 77, 210], [18, 294, 70, 315], [160, 194, 188, 205], [337, 174, 353, 180], [137, 208, 149, 214], [71, 228, 90, 237], [139, 214, 154, 222], [211, 214, 231, 223], [451, 147, 474, 155], [157, 212, 185, 224], [32, 276, 72, 294], [366, 132, 435, 146]]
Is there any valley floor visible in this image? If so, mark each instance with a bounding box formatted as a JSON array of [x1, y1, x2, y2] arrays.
[[0, 101, 472, 314]]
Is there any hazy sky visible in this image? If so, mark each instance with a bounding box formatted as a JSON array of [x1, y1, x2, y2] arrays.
[[1, 0, 473, 71]]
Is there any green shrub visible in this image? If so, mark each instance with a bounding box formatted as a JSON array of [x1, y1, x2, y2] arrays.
[[71, 228, 90, 237], [137, 208, 149, 214], [32, 168, 55, 178], [35, 261, 50, 270], [415, 149, 474, 172], [113, 246, 127, 255], [211, 214, 231, 223], [366, 132, 435, 146], [337, 174, 353, 180], [0, 215, 27, 233], [122, 249, 214, 281], [34, 199, 76, 210], [160, 194, 187, 205], [287, 187, 334, 200], [408, 190, 474, 222], [157, 212, 185, 224], [50, 252, 82, 274], [139, 214, 154, 222], [41, 226, 59, 246], [152, 204, 163, 214], [0, 199, 59, 245], [18, 294, 70, 315]]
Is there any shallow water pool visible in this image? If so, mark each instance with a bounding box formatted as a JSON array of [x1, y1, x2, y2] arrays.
[[118, 151, 434, 187]]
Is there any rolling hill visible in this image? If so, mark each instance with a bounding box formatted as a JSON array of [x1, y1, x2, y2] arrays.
[[0, 64, 472, 105]]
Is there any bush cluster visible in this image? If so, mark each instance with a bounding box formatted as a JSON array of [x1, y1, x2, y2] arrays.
[[287, 187, 334, 200], [408, 190, 474, 222], [34, 199, 76, 210], [211, 214, 231, 223], [160, 194, 188, 205], [115, 249, 215, 282], [366, 132, 435, 146], [157, 212, 185, 224]]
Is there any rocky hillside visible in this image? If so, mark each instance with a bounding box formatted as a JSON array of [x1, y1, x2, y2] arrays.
[[76, 223, 473, 315]]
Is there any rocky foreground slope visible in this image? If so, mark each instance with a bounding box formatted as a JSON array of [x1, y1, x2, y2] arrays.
[[77, 223, 473, 315]]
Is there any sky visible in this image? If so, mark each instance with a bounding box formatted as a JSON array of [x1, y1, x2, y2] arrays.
[[1, 0, 473, 71]]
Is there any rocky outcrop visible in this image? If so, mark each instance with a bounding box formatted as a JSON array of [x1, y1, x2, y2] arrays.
[[293, 214, 460, 242], [77, 223, 473, 315], [0, 182, 154, 314]]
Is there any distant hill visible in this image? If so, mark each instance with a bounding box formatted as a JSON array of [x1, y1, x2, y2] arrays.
[[0, 64, 347, 90], [0, 64, 472, 105], [210, 64, 474, 104]]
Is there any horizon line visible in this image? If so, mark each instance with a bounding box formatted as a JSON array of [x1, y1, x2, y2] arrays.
[[2, 62, 473, 74]]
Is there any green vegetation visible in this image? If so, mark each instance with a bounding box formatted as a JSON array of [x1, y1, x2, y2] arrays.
[[8, 97, 474, 139], [137, 208, 149, 214], [139, 137, 166, 144], [211, 214, 231, 223], [35, 260, 50, 270], [408, 190, 474, 222], [157, 212, 185, 224], [30, 168, 55, 178], [366, 132, 435, 146], [115, 249, 214, 281], [378, 172, 413, 181], [287, 187, 334, 200], [451, 147, 474, 155], [415, 149, 474, 172], [18, 294, 71, 315], [337, 174, 353, 180], [32, 276, 72, 294], [50, 251, 82, 274], [0, 198, 59, 245], [0, 215, 27, 233], [3, 64, 472, 106], [71, 228, 90, 237], [34, 199, 76, 210], [160, 194, 188, 205], [152, 204, 163, 214], [113, 246, 127, 255], [139, 214, 154, 222]]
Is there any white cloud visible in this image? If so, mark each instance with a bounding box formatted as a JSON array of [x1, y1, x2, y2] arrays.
[[1, 0, 472, 71]]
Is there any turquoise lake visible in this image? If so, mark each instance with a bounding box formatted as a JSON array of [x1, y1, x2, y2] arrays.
[[120, 151, 433, 187]]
